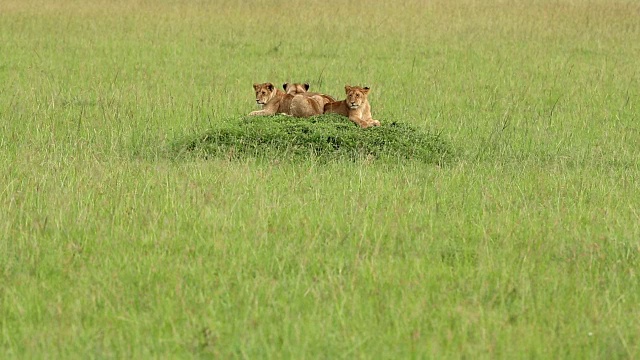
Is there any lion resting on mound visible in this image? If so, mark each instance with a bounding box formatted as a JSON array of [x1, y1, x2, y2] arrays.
[[290, 92, 336, 118], [324, 85, 381, 128], [249, 82, 309, 116]]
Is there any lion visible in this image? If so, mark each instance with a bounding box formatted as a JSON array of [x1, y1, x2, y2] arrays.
[[290, 92, 336, 118], [323, 85, 381, 128], [249, 82, 309, 116]]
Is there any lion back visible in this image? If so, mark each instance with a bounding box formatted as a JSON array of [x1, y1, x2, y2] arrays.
[[291, 93, 335, 118]]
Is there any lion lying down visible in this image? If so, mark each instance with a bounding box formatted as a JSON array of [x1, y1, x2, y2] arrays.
[[324, 85, 380, 129], [249, 82, 380, 128], [249, 82, 309, 116]]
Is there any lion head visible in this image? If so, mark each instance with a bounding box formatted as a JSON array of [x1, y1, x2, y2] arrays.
[[345, 85, 370, 110], [283, 83, 310, 95], [252, 83, 278, 105]]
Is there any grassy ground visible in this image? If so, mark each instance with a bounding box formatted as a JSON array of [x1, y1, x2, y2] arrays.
[[174, 115, 456, 164], [1, 0, 639, 358]]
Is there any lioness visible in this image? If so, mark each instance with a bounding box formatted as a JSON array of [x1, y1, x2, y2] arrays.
[[290, 92, 336, 118], [249, 82, 309, 116], [324, 85, 381, 128]]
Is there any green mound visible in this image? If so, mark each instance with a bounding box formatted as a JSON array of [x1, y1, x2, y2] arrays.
[[173, 114, 456, 164]]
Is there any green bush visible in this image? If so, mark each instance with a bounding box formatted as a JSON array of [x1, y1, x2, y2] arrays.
[[174, 114, 456, 165]]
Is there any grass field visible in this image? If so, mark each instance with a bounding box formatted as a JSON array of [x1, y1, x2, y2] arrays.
[[1, 0, 639, 358]]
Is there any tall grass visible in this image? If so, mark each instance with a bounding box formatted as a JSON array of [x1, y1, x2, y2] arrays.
[[1, 0, 639, 358]]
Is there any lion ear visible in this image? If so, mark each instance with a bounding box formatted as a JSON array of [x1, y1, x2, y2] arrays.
[[304, 83, 310, 91], [253, 83, 260, 91], [267, 83, 274, 91], [344, 85, 352, 93], [362, 87, 370, 94], [282, 83, 289, 91]]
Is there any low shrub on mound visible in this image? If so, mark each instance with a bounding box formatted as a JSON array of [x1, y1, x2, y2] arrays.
[[174, 114, 456, 165]]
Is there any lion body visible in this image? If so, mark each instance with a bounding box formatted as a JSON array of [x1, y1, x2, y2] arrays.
[[290, 93, 336, 118], [324, 85, 380, 128]]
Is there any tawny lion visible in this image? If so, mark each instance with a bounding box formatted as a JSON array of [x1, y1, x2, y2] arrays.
[[249, 82, 309, 116], [324, 85, 381, 128]]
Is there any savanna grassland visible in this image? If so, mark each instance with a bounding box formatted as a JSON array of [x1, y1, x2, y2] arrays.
[[1, 0, 639, 358]]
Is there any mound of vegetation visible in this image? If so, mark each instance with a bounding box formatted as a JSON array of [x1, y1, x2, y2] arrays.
[[174, 115, 456, 164]]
